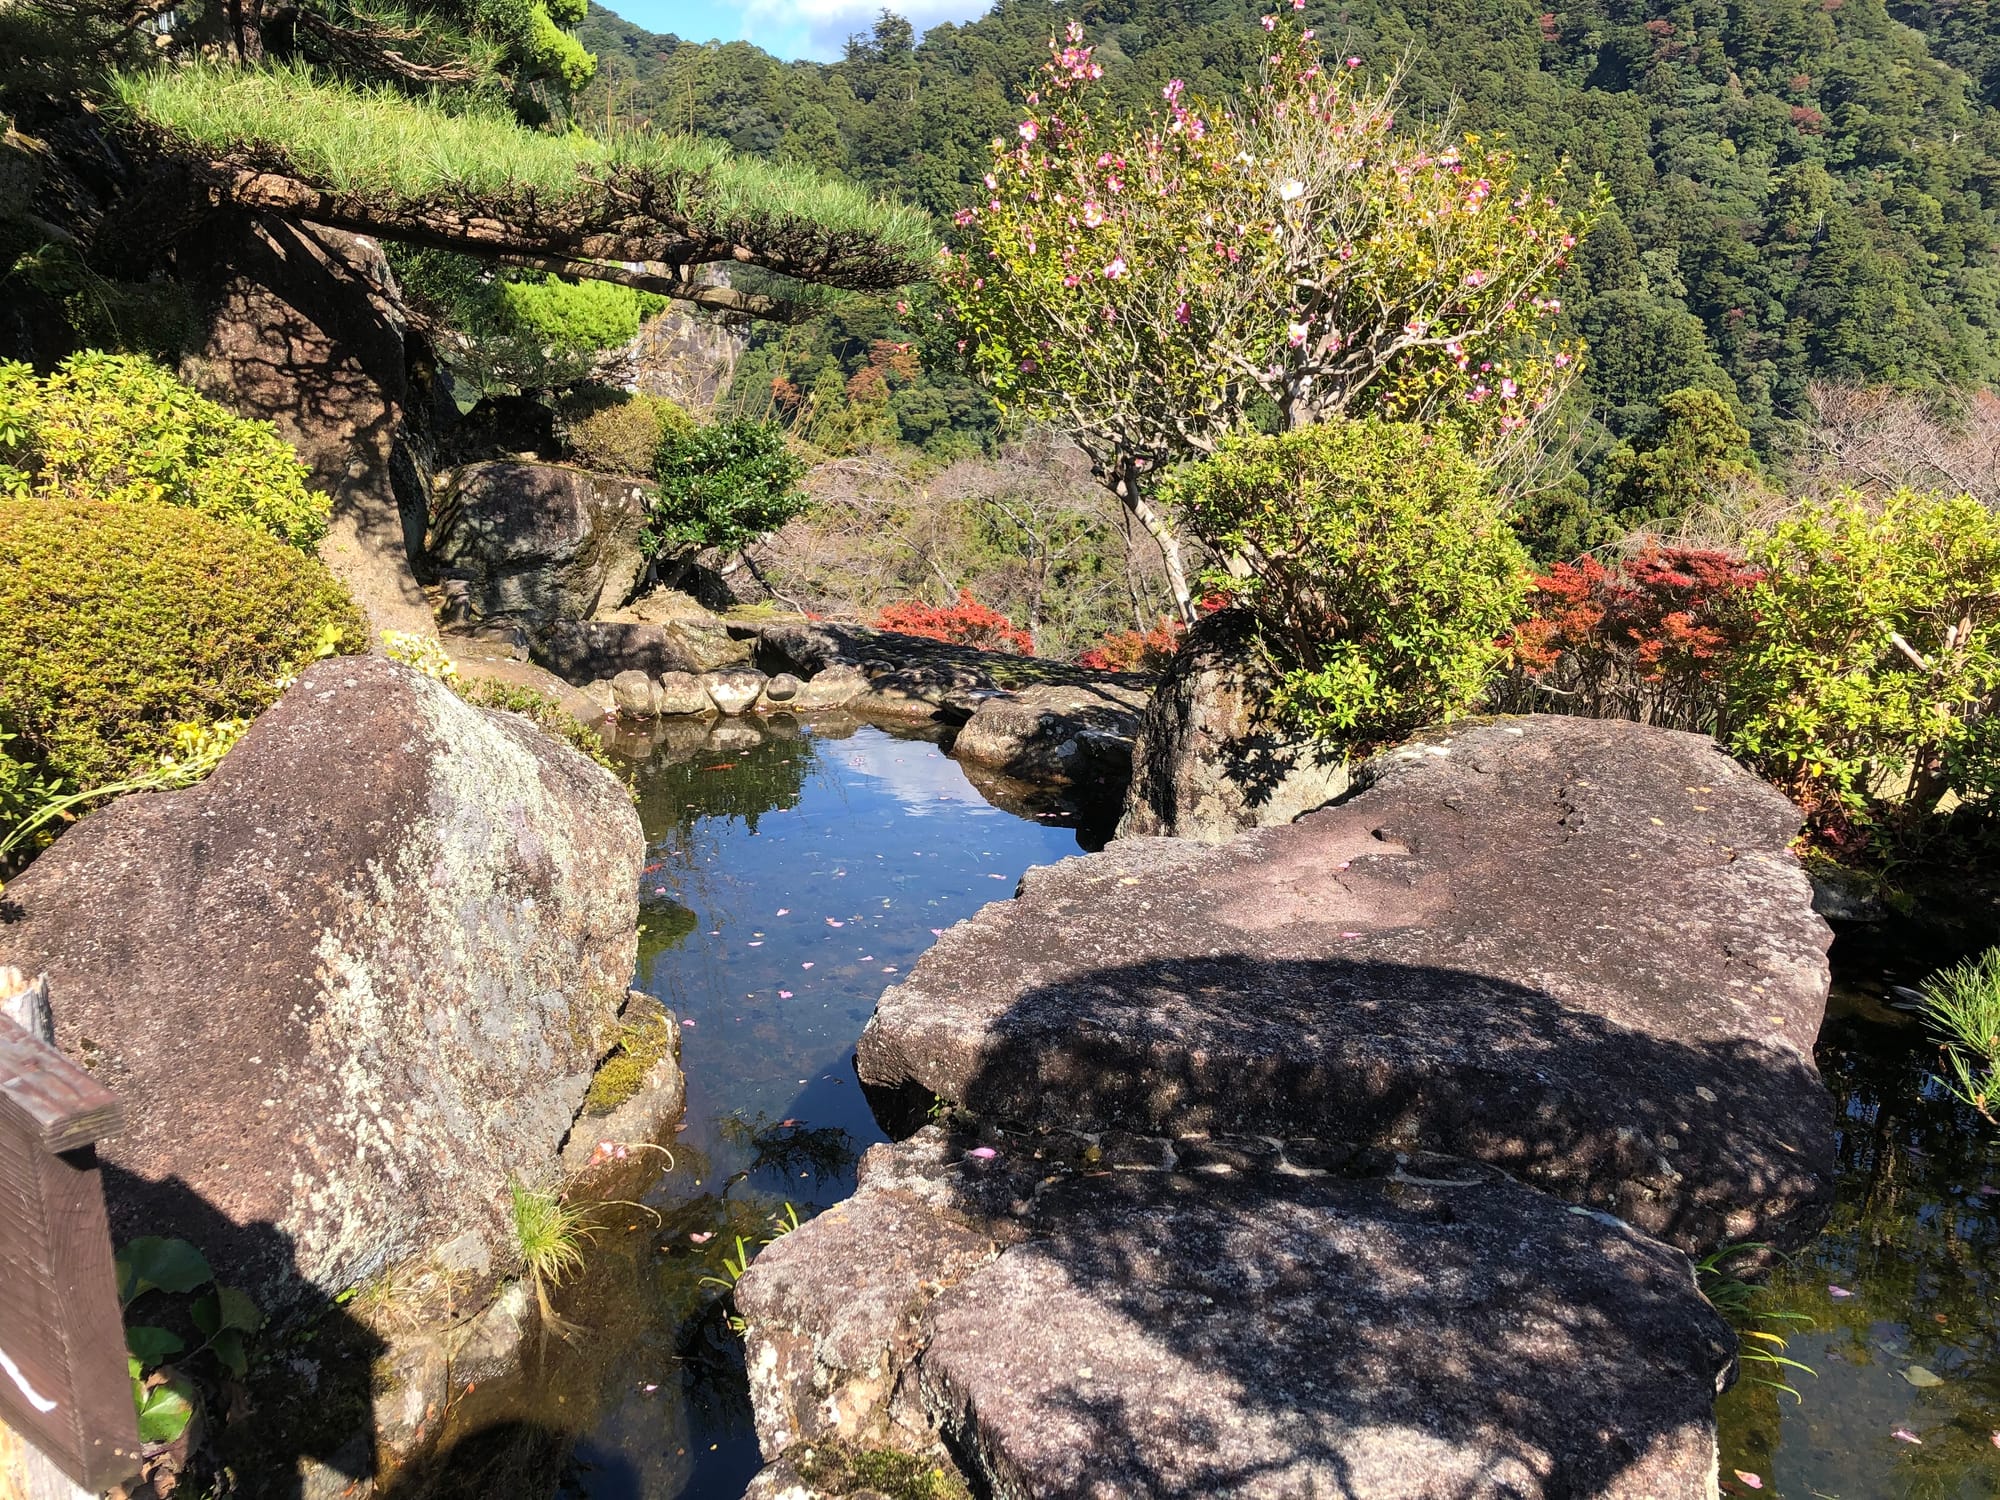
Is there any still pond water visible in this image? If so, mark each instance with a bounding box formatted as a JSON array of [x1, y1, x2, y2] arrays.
[[439, 713, 2000, 1499]]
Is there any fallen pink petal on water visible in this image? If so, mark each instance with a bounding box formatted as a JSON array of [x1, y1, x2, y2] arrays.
[[1828, 1284, 1854, 1298], [860, 955, 875, 962], [776, 908, 790, 916], [747, 941, 763, 947], [1733, 1473, 1763, 1491], [1990, 1431, 2000, 1449], [779, 1119, 802, 1127], [779, 990, 794, 999], [1893, 1429, 1923, 1445], [931, 928, 945, 936], [653, 886, 667, 895], [968, 1147, 999, 1160], [802, 962, 814, 969], [642, 1384, 658, 1393], [1340, 931, 1364, 939], [681, 1019, 695, 1027], [827, 918, 845, 927], [884, 966, 899, 973], [689, 1232, 713, 1244]]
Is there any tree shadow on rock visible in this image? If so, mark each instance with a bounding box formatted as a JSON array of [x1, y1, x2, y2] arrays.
[[99, 1165, 386, 1500]]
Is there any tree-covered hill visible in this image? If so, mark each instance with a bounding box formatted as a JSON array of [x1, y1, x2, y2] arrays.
[[577, 0, 2000, 462]]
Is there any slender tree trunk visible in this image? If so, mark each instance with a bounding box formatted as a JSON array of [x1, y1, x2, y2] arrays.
[[1107, 457, 1194, 626]]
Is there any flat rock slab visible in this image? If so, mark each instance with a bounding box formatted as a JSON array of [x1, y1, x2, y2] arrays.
[[739, 1128, 1734, 1500], [859, 715, 1835, 1252], [951, 683, 1148, 786]]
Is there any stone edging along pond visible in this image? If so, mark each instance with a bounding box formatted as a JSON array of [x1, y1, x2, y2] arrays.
[[733, 714, 1836, 1500]]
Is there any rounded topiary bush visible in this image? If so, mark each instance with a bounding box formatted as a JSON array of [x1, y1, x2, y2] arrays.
[[0, 353, 329, 548], [0, 498, 366, 787], [563, 391, 695, 476]]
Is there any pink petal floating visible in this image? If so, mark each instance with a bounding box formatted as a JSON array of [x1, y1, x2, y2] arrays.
[[642, 1383, 659, 1393], [860, 955, 875, 962], [1990, 1431, 2000, 1449], [779, 1118, 802, 1127], [884, 966, 899, 973], [748, 941, 763, 947], [968, 1147, 999, 1160], [827, 918, 845, 927], [779, 990, 794, 999], [689, 1232, 713, 1244], [776, 908, 791, 916], [1828, 1284, 1854, 1298], [802, 962, 814, 969], [1981, 1185, 2000, 1196], [653, 886, 668, 895], [1893, 1429, 1923, 1445], [1733, 1473, 1763, 1491], [682, 1018, 695, 1027], [931, 928, 945, 936], [1340, 931, 1364, 940], [987, 873, 1008, 880]]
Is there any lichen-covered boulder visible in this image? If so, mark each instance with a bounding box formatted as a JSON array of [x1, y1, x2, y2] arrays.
[[1120, 610, 1352, 841], [0, 657, 643, 1311], [861, 715, 1835, 1254], [613, 668, 659, 719], [429, 461, 650, 639], [704, 669, 768, 716], [792, 665, 869, 712], [657, 671, 715, 717], [599, 590, 753, 673]]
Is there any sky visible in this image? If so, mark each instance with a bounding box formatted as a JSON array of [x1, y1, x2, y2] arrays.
[[609, 0, 993, 61]]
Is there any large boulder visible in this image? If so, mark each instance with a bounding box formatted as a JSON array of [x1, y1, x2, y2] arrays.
[[860, 715, 1835, 1254], [597, 590, 753, 672], [429, 461, 649, 640], [181, 216, 437, 636], [1120, 611, 1352, 841], [0, 658, 643, 1311], [951, 682, 1148, 786], [739, 1126, 1735, 1500], [539, 620, 702, 683]]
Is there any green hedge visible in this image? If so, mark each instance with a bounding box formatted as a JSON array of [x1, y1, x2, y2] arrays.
[[0, 499, 365, 787], [0, 353, 329, 549]]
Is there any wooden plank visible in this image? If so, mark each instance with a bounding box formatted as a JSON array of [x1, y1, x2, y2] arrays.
[[0, 1019, 119, 1157]]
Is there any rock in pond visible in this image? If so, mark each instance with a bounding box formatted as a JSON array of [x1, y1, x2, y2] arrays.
[[859, 714, 1835, 1254], [657, 670, 716, 718], [738, 1126, 1735, 1500], [0, 657, 644, 1311], [791, 665, 870, 712], [428, 461, 650, 641], [761, 672, 804, 708], [598, 589, 754, 673], [704, 669, 768, 716], [539, 619, 702, 684], [613, 667, 660, 719], [1121, 610, 1353, 841], [951, 681, 1148, 786]]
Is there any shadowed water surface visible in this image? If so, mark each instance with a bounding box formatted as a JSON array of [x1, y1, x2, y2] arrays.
[[403, 714, 1108, 1498]]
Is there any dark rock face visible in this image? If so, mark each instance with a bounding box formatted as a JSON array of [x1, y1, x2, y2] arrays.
[[740, 1127, 1735, 1500], [1121, 611, 1352, 841], [598, 589, 753, 673], [860, 715, 1834, 1254], [0, 658, 643, 1310], [951, 683, 1148, 786], [181, 216, 437, 635], [539, 619, 701, 683], [429, 461, 649, 639]]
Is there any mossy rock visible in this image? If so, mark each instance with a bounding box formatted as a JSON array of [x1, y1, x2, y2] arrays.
[[794, 1442, 971, 1500], [581, 997, 674, 1116]]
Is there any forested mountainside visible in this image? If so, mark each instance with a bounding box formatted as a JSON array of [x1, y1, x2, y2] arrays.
[[577, 0, 2000, 463]]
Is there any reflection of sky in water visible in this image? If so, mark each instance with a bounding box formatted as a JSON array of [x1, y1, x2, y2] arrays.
[[547, 720, 1090, 1500]]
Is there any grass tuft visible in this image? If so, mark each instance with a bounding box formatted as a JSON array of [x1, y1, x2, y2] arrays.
[[1919, 946, 2000, 1124], [509, 1176, 593, 1337]]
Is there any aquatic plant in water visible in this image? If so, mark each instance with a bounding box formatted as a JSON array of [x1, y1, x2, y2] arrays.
[[1919, 947, 2000, 1124]]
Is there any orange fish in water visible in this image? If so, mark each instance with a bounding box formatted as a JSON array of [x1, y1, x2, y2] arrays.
[[701, 763, 738, 772]]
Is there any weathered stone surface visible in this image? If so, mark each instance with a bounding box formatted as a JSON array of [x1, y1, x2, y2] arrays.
[[429, 461, 649, 638], [447, 645, 605, 728], [613, 668, 660, 719], [657, 670, 715, 717], [762, 672, 804, 706], [0, 658, 643, 1310], [859, 715, 1834, 1253], [850, 667, 986, 722], [951, 683, 1147, 786], [704, 669, 768, 716], [181, 216, 436, 635], [599, 589, 753, 672], [740, 1127, 1735, 1500], [561, 994, 687, 1192], [792, 665, 870, 712], [1121, 611, 1353, 841], [540, 620, 701, 683]]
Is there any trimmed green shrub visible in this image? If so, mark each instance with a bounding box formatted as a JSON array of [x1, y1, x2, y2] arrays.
[[495, 276, 666, 356], [1725, 489, 2000, 840], [649, 418, 807, 557], [563, 391, 695, 476], [0, 353, 328, 548], [1163, 419, 1530, 746], [0, 498, 366, 787]]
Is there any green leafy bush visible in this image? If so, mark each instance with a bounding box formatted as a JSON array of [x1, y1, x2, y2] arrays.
[[1724, 490, 2000, 840], [649, 418, 807, 557], [0, 353, 328, 548], [563, 391, 695, 476], [1163, 420, 1529, 746], [0, 498, 365, 787], [495, 275, 666, 356]]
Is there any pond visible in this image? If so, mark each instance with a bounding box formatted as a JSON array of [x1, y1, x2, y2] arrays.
[[419, 713, 1112, 1498], [427, 712, 2000, 1500]]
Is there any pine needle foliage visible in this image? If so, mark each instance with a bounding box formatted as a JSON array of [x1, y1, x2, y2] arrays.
[[113, 64, 936, 285]]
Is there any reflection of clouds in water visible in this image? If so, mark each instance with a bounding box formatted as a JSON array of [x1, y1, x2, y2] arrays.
[[831, 735, 999, 817]]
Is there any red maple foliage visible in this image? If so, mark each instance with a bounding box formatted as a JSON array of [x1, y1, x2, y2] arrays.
[[1080, 617, 1185, 672], [1507, 544, 1763, 729], [874, 591, 1035, 654]]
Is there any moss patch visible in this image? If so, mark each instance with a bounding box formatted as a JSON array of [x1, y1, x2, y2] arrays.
[[795, 1442, 971, 1500], [582, 1002, 673, 1116]]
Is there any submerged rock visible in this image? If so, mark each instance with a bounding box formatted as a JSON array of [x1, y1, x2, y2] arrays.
[[860, 715, 1834, 1254], [0, 657, 643, 1311], [950, 682, 1148, 786], [1120, 610, 1353, 841], [740, 1126, 1735, 1500]]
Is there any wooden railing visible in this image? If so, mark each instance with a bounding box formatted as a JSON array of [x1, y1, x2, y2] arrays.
[[0, 975, 140, 1496]]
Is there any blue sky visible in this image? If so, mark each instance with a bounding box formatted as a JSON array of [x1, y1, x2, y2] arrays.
[[606, 0, 993, 60]]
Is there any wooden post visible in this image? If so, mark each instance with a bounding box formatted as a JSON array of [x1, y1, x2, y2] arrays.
[[0, 1004, 140, 1494]]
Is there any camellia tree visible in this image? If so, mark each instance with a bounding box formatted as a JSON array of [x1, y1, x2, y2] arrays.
[[941, 9, 1597, 618]]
